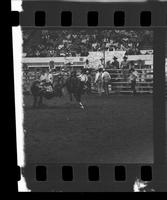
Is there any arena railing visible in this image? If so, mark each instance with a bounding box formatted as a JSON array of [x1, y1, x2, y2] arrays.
[[91, 68, 153, 94]]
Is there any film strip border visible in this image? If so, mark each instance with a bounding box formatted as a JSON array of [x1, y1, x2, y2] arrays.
[[11, 1, 167, 192], [17, 164, 167, 192], [11, 1, 167, 27]]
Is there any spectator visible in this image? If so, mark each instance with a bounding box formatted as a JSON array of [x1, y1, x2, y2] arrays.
[[120, 56, 130, 81], [95, 68, 103, 96], [84, 59, 91, 69], [111, 56, 119, 69], [49, 60, 55, 72], [129, 67, 139, 95], [23, 30, 153, 57]]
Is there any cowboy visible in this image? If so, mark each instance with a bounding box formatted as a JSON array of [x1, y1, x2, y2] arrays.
[[78, 68, 88, 93], [49, 60, 55, 73], [111, 56, 119, 69], [39, 68, 53, 92], [78, 68, 88, 83], [95, 68, 104, 96], [84, 59, 90, 70], [120, 55, 129, 81], [102, 69, 111, 96], [129, 67, 138, 95], [86, 70, 92, 95], [110, 56, 120, 91], [45, 68, 54, 84], [40, 69, 47, 82]]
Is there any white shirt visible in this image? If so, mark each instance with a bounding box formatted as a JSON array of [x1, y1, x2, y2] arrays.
[[46, 73, 53, 83], [78, 74, 88, 82], [95, 72, 103, 83], [40, 74, 47, 81], [102, 71, 111, 82], [129, 71, 138, 81], [84, 63, 90, 69], [40, 73, 53, 83]]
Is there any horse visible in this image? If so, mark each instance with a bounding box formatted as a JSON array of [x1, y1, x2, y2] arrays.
[[65, 71, 85, 109], [30, 75, 64, 108]]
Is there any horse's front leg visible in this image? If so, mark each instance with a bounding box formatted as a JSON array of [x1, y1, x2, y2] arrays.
[[69, 92, 73, 101], [79, 101, 84, 109], [74, 93, 84, 109], [38, 94, 43, 106], [33, 95, 37, 108]]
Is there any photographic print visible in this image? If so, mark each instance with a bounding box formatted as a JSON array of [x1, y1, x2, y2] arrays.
[[22, 29, 154, 164]]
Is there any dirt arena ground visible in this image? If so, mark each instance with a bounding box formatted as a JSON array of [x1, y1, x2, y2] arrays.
[[24, 94, 153, 164]]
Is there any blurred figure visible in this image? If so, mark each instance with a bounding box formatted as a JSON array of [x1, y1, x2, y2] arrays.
[[49, 60, 55, 72], [45, 68, 54, 84], [98, 58, 105, 69], [35, 68, 41, 80], [78, 68, 88, 82], [111, 56, 119, 69], [78, 68, 88, 94], [86, 70, 92, 95], [39, 68, 53, 92], [40, 69, 47, 82], [102, 69, 111, 96], [129, 67, 138, 95], [110, 56, 120, 92], [84, 59, 90, 70], [120, 56, 129, 81], [95, 68, 103, 96]]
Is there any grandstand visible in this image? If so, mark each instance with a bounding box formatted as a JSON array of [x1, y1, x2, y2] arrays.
[[23, 30, 153, 57]]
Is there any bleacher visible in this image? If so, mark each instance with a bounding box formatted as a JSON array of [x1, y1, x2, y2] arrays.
[[108, 68, 153, 94], [87, 67, 153, 94]]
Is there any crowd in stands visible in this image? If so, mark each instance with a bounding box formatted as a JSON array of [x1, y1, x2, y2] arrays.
[[23, 30, 153, 57]]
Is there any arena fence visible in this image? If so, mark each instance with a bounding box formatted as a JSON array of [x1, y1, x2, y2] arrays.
[[93, 68, 153, 94]]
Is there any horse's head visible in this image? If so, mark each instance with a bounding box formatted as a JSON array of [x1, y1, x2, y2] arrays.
[[53, 75, 66, 90]]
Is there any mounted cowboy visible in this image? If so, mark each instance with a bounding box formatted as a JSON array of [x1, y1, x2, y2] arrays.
[[39, 66, 54, 93], [30, 60, 63, 107], [65, 70, 85, 109], [78, 68, 88, 93]]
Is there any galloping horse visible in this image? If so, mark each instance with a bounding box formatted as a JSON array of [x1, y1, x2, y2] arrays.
[[30, 71, 85, 109], [65, 71, 85, 109]]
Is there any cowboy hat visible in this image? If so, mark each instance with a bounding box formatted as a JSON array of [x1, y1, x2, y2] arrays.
[[123, 56, 128, 59]]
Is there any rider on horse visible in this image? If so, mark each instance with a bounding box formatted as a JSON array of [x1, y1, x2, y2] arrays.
[[39, 68, 54, 92], [78, 68, 88, 93]]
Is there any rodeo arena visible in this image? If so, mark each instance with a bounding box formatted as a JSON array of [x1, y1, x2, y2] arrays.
[[22, 30, 163, 163]]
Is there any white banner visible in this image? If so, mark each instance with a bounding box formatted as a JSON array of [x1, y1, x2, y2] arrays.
[[105, 51, 126, 62], [87, 51, 126, 68], [22, 52, 154, 69]]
